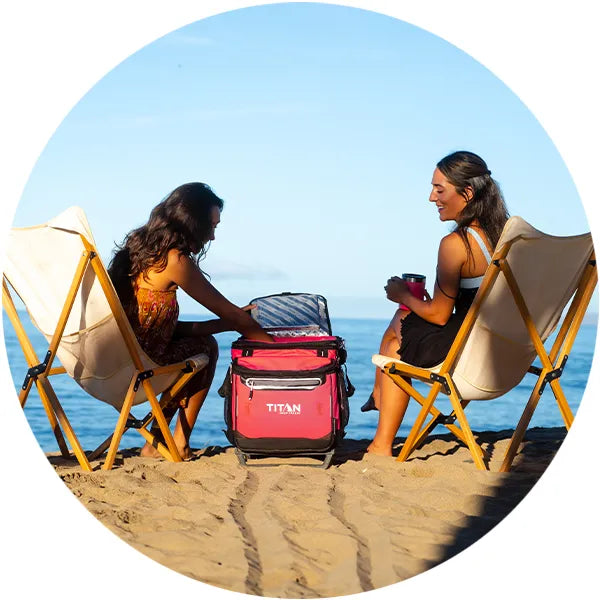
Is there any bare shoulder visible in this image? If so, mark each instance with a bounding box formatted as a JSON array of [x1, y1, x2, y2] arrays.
[[166, 249, 195, 270], [163, 249, 214, 292], [163, 249, 202, 280], [439, 232, 467, 255], [437, 232, 468, 273]]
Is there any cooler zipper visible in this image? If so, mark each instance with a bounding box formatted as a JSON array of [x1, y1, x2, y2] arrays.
[[243, 376, 323, 400], [232, 362, 337, 379], [232, 337, 343, 351]]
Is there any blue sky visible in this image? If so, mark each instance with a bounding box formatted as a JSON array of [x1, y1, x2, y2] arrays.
[[10, 2, 592, 318]]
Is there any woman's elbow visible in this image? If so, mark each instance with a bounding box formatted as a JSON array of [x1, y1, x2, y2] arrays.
[[430, 312, 451, 326]]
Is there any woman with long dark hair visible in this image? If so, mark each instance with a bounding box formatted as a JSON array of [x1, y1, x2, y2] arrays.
[[364, 151, 509, 456], [108, 182, 272, 459]]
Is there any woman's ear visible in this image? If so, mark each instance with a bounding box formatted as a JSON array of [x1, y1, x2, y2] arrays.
[[465, 186, 474, 202]]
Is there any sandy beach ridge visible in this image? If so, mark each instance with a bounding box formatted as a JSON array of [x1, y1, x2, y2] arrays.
[[52, 427, 564, 598]]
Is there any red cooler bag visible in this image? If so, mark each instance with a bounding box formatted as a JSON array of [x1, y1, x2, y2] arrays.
[[218, 293, 353, 468]]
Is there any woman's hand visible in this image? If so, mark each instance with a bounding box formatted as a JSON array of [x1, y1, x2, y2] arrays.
[[384, 276, 410, 303], [240, 304, 256, 312]]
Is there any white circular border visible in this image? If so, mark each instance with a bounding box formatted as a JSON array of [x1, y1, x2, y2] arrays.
[[1, 2, 598, 599]]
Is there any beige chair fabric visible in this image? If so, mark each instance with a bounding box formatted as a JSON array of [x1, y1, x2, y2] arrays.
[[373, 216, 593, 401], [3, 206, 209, 408]]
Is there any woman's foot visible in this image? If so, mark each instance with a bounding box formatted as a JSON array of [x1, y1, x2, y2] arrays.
[[360, 393, 378, 412], [366, 441, 393, 457], [140, 441, 163, 458], [140, 440, 193, 460], [176, 444, 193, 461]]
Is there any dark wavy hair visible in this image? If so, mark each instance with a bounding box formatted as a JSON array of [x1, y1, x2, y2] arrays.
[[108, 182, 224, 308], [437, 150, 509, 261]]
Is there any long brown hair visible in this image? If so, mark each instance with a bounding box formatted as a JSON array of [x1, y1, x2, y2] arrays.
[[437, 150, 509, 262], [108, 182, 224, 308]]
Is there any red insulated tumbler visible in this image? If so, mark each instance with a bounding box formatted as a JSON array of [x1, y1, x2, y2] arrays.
[[399, 273, 426, 310]]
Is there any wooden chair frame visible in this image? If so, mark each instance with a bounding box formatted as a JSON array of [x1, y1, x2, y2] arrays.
[[377, 240, 597, 472], [3, 234, 206, 471]]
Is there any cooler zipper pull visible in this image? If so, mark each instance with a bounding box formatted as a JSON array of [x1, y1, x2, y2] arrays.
[[248, 380, 254, 401]]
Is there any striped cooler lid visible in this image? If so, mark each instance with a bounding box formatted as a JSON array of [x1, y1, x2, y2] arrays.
[[249, 292, 332, 336]]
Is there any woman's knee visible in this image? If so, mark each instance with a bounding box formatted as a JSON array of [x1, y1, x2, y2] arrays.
[[187, 336, 218, 392], [379, 325, 396, 350], [382, 337, 400, 358]]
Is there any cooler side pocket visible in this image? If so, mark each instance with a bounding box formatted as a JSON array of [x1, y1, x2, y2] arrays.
[[218, 366, 235, 444]]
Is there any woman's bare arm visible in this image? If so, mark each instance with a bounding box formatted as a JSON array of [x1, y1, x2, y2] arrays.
[[175, 319, 233, 337], [166, 251, 273, 342], [385, 233, 466, 326], [175, 305, 257, 337]]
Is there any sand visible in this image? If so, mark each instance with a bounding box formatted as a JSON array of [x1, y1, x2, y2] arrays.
[[51, 428, 565, 598]]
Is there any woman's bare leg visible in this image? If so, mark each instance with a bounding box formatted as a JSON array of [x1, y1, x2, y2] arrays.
[[171, 386, 211, 460], [368, 309, 408, 410], [367, 377, 410, 456], [141, 335, 218, 459], [369, 325, 399, 410], [367, 311, 411, 456]]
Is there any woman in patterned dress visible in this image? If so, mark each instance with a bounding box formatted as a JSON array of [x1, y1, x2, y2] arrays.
[[108, 183, 272, 459]]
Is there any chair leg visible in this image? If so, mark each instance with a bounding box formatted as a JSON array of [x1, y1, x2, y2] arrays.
[[18, 380, 32, 408], [500, 372, 547, 472], [383, 369, 483, 456], [87, 435, 113, 462], [102, 381, 138, 471], [397, 383, 442, 462], [89, 416, 174, 462], [31, 378, 70, 458], [548, 379, 574, 429], [137, 427, 174, 461], [412, 412, 443, 449], [383, 371, 444, 454], [411, 398, 485, 453], [446, 383, 487, 470], [141, 379, 182, 463], [36, 376, 92, 471], [89, 394, 170, 461], [89, 381, 188, 463]]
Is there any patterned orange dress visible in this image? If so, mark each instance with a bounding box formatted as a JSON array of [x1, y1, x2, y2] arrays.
[[126, 287, 213, 366]]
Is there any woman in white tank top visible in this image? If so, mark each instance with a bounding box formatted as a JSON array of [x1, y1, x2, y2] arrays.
[[364, 151, 509, 457]]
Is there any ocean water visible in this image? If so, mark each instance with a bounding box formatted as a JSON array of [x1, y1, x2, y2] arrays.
[[2, 312, 597, 454]]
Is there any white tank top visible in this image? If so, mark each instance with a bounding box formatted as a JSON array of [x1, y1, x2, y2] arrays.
[[459, 228, 492, 289]]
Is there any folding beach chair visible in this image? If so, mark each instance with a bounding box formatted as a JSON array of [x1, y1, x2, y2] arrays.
[[372, 216, 596, 471], [2, 207, 210, 471]]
